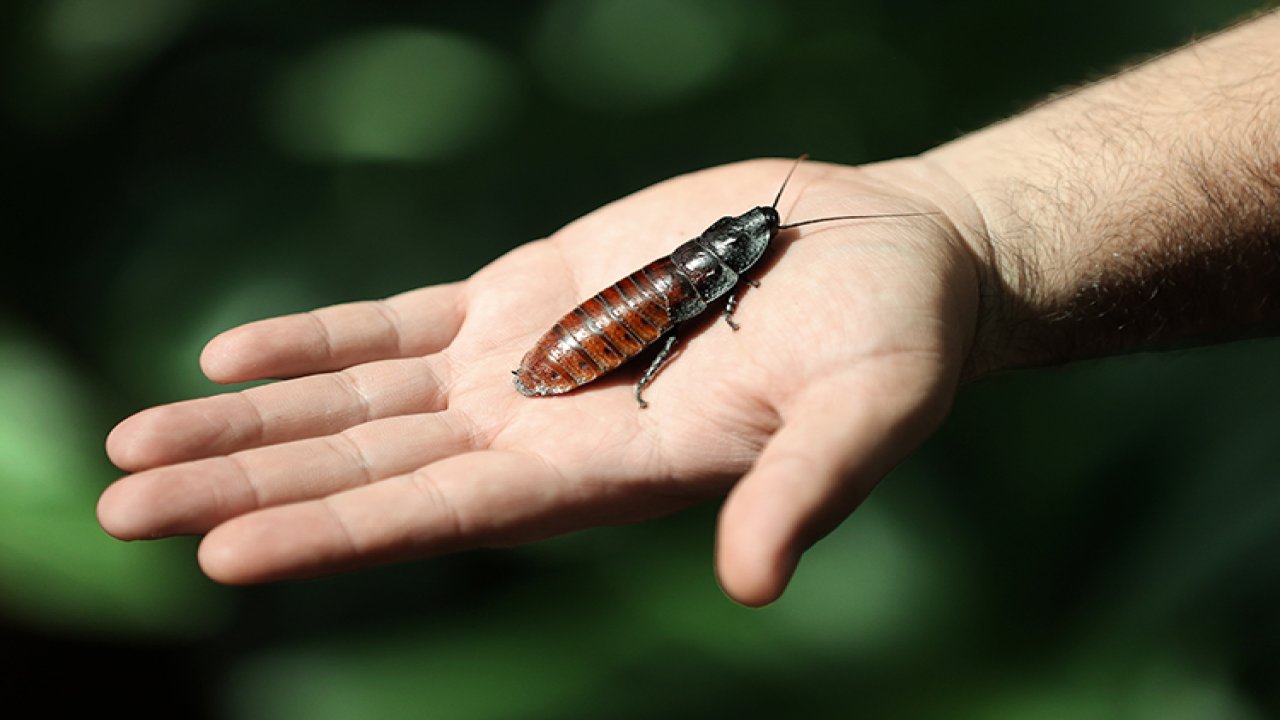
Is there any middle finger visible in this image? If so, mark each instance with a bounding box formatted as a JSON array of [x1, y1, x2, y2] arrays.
[[98, 409, 477, 539]]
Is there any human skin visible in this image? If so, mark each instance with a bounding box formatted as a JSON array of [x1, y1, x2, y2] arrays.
[[98, 11, 1279, 606]]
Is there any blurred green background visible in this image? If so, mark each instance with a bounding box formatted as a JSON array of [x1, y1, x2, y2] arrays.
[[3, 0, 1278, 717]]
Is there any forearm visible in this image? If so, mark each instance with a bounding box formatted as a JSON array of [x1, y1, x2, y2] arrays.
[[927, 10, 1280, 376]]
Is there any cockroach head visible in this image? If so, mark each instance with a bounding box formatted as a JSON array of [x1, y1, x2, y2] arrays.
[[760, 205, 780, 230], [702, 207, 778, 273]]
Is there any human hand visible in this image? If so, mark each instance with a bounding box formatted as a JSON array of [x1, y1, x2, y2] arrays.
[[98, 157, 983, 606]]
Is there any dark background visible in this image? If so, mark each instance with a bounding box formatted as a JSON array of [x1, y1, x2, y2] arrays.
[[3, 1, 1278, 717]]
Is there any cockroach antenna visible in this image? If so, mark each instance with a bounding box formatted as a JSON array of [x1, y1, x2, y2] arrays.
[[771, 153, 809, 209], [770, 153, 939, 230], [779, 211, 938, 230]]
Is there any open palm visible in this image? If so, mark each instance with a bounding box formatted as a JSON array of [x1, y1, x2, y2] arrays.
[[99, 157, 981, 606]]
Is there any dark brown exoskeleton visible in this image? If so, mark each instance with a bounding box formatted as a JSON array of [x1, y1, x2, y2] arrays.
[[513, 155, 934, 407]]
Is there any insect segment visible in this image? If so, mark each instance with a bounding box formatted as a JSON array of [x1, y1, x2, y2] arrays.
[[512, 155, 932, 407]]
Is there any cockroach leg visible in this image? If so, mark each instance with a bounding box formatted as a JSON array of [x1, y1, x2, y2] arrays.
[[722, 278, 758, 331], [723, 297, 741, 331], [636, 332, 679, 408]]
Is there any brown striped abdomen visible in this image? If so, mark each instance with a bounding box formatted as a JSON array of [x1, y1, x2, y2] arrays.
[[513, 257, 700, 396]]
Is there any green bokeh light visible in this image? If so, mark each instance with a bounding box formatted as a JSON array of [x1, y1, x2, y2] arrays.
[[770, 497, 955, 656], [949, 644, 1262, 720], [0, 320, 226, 638], [43, 0, 200, 60], [267, 28, 517, 163], [228, 624, 606, 720], [14, 0, 203, 130], [532, 0, 756, 112]]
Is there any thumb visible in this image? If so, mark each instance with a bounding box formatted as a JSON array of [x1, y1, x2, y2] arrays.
[[715, 363, 950, 607]]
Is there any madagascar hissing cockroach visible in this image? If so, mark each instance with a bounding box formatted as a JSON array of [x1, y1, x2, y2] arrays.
[[512, 155, 936, 408]]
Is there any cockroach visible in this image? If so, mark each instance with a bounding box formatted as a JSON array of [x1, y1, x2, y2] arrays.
[[512, 155, 935, 408]]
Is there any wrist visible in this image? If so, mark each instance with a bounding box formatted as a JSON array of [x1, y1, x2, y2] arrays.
[[924, 11, 1280, 377], [921, 132, 1057, 379], [893, 150, 1022, 380]]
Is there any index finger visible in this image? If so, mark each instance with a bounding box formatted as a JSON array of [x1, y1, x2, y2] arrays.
[[197, 450, 565, 583], [195, 449, 687, 584]]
